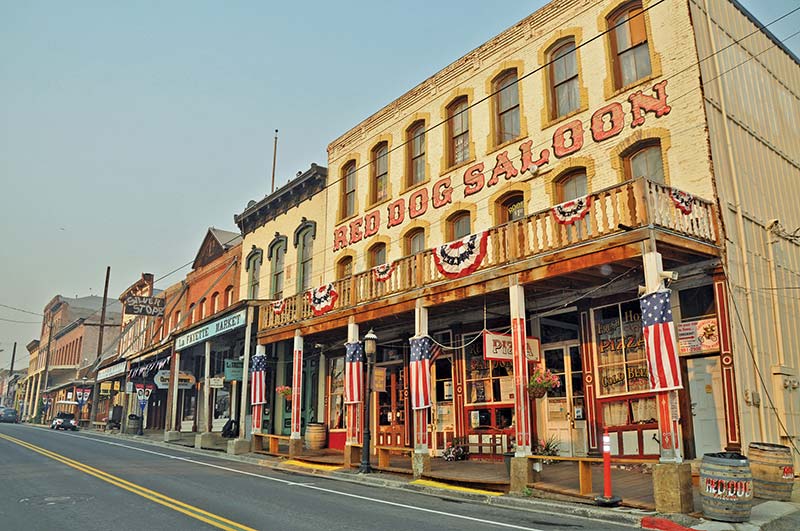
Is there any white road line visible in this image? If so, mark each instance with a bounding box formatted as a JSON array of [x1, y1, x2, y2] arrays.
[[34, 428, 548, 531]]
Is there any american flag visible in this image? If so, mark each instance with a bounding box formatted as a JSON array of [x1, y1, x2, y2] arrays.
[[430, 342, 443, 364], [640, 290, 683, 391], [250, 353, 268, 431], [409, 336, 433, 410], [344, 341, 364, 404]]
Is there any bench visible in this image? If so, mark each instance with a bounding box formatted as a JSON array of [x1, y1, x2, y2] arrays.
[[90, 421, 106, 430], [252, 433, 292, 455], [526, 455, 656, 495], [376, 445, 414, 468]]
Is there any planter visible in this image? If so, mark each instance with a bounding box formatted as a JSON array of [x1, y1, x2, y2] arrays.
[[529, 388, 547, 399]]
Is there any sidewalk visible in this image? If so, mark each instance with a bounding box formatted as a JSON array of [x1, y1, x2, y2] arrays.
[[71, 426, 800, 530]]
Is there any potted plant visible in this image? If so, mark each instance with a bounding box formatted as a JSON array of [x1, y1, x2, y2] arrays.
[[528, 366, 561, 399], [532, 435, 561, 463], [442, 437, 469, 461], [276, 385, 293, 401]]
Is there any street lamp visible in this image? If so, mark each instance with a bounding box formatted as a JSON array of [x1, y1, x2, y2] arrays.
[[359, 329, 377, 474], [81, 376, 88, 424]]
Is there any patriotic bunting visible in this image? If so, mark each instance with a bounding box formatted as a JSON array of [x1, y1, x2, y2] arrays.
[[344, 341, 364, 404], [271, 299, 285, 315], [307, 283, 338, 316], [551, 195, 592, 225], [409, 336, 433, 410], [670, 188, 693, 215], [432, 231, 489, 279], [250, 353, 267, 432], [640, 290, 682, 391], [372, 262, 396, 283]]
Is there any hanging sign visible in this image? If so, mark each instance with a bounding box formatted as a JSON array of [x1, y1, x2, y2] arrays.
[[100, 382, 112, 396], [97, 361, 128, 381], [153, 370, 195, 390], [175, 309, 247, 350], [124, 296, 166, 317], [209, 377, 224, 389], [372, 367, 387, 393], [483, 331, 540, 362], [224, 360, 243, 381], [677, 318, 720, 355]]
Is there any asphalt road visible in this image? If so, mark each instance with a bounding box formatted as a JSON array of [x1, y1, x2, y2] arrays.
[[0, 424, 634, 531]]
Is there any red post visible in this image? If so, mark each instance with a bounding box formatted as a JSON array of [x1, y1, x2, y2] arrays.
[[595, 428, 621, 506]]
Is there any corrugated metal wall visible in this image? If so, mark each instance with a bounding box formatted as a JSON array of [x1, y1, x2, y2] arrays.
[[690, 0, 800, 463]]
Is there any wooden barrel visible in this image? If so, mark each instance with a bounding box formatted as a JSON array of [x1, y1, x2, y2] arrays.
[[699, 452, 753, 523], [306, 423, 327, 450], [749, 442, 794, 501]]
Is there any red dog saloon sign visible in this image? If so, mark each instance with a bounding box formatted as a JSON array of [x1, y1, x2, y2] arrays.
[[333, 81, 671, 252]]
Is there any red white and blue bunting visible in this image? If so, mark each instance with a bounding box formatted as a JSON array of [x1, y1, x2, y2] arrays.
[[372, 262, 396, 283], [271, 299, 285, 315], [433, 231, 489, 279], [670, 188, 694, 215], [307, 283, 339, 316], [551, 195, 592, 225]]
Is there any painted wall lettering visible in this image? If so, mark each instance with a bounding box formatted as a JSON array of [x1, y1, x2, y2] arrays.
[[364, 210, 380, 237], [409, 188, 429, 219], [463, 163, 486, 197], [629, 79, 671, 127], [591, 102, 625, 142], [333, 226, 348, 251], [552, 119, 584, 158], [432, 177, 453, 209], [486, 151, 519, 187], [349, 218, 363, 244], [387, 198, 405, 228]]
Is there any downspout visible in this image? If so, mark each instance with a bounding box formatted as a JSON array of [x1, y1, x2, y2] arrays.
[[701, 0, 766, 441], [765, 226, 785, 367]]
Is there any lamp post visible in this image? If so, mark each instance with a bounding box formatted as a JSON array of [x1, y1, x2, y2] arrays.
[[359, 329, 377, 474], [81, 376, 88, 424]]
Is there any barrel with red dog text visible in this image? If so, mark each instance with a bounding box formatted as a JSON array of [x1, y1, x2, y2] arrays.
[[749, 442, 794, 501], [699, 452, 753, 523]]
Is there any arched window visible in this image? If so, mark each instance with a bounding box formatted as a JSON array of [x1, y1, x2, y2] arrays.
[[337, 256, 353, 280], [447, 97, 470, 166], [369, 243, 387, 268], [497, 192, 526, 224], [198, 298, 206, 320], [269, 239, 287, 299], [608, 2, 652, 89], [211, 292, 219, 314], [297, 228, 314, 292], [188, 304, 196, 324], [224, 285, 234, 307], [557, 170, 588, 203], [405, 228, 425, 255], [494, 70, 520, 145], [448, 211, 472, 240], [624, 141, 664, 183], [407, 121, 426, 187], [173, 311, 181, 332], [371, 142, 389, 204], [341, 160, 357, 219], [549, 40, 579, 119], [246, 248, 263, 300]]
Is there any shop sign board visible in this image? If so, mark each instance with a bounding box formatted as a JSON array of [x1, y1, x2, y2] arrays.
[[175, 309, 247, 351], [209, 377, 224, 389], [677, 317, 720, 355], [100, 382, 112, 396], [124, 295, 166, 317], [482, 331, 540, 362], [97, 361, 128, 382], [153, 370, 195, 390], [224, 360, 243, 381], [372, 367, 386, 393]]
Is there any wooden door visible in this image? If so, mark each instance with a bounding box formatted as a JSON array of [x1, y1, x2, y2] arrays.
[[376, 364, 409, 447]]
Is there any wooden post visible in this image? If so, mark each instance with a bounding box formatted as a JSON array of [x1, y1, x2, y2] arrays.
[[510, 280, 532, 455], [289, 330, 304, 457]]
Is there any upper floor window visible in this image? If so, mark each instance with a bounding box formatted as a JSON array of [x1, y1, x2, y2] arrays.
[[210, 292, 219, 314], [609, 2, 652, 89], [369, 243, 387, 268], [297, 228, 314, 292], [407, 121, 426, 187], [246, 250, 262, 299], [188, 304, 196, 324], [173, 310, 181, 331], [498, 192, 526, 224], [270, 240, 286, 299], [224, 285, 234, 307], [494, 70, 520, 145], [371, 142, 389, 204], [449, 211, 472, 240], [198, 298, 206, 320], [624, 141, 664, 183], [557, 170, 588, 203], [447, 97, 470, 166], [405, 228, 425, 255], [549, 40, 579, 119], [337, 256, 353, 280], [341, 161, 357, 219]]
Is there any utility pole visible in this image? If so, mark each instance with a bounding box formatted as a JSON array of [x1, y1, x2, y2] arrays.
[[271, 129, 278, 193], [7, 342, 16, 406], [89, 266, 111, 424], [41, 308, 56, 421]]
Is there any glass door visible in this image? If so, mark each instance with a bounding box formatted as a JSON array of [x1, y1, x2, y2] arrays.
[[376, 363, 408, 447], [543, 344, 586, 456], [431, 356, 455, 455]]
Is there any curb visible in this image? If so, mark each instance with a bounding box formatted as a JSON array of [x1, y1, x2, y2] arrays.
[[642, 516, 694, 531]]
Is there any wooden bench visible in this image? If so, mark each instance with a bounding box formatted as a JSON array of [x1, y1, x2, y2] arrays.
[[90, 421, 106, 430], [252, 433, 292, 455], [376, 445, 414, 468], [526, 455, 657, 495]]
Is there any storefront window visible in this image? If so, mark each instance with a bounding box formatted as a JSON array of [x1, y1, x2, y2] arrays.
[[594, 300, 650, 397], [465, 345, 514, 405], [328, 357, 345, 430]]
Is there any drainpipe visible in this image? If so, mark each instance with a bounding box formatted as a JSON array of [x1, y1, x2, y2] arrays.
[[765, 225, 785, 367]]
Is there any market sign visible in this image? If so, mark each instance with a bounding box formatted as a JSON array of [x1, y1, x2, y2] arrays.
[[124, 296, 166, 317], [175, 309, 247, 351], [97, 360, 128, 382], [482, 331, 540, 362], [678, 317, 720, 355], [224, 359, 243, 381]]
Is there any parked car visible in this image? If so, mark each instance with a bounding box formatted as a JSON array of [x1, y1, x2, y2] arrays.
[[50, 412, 79, 431], [0, 408, 18, 423]]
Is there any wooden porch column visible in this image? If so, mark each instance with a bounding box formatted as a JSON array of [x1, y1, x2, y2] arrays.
[[345, 318, 360, 445], [411, 299, 431, 478], [238, 306, 254, 440], [167, 350, 180, 436], [714, 274, 742, 451], [204, 340, 212, 433], [510, 280, 532, 456], [289, 330, 304, 456]]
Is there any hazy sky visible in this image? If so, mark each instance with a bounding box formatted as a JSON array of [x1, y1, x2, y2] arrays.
[[1, 0, 798, 369]]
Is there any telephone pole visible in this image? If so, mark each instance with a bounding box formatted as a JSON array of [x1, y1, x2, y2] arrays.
[[89, 266, 111, 424]]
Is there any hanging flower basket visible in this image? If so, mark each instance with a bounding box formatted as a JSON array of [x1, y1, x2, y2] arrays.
[[530, 387, 547, 399], [528, 366, 560, 399], [276, 385, 293, 401]]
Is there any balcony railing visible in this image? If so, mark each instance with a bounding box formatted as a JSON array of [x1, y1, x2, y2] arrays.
[[263, 178, 718, 329]]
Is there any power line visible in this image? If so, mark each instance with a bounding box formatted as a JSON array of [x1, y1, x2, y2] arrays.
[[0, 303, 43, 317], [0, 317, 41, 324]]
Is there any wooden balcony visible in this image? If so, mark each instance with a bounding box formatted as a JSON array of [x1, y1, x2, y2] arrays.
[[261, 179, 719, 334]]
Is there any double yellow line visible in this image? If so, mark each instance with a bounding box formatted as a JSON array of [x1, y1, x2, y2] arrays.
[[0, 433, 257, 531]]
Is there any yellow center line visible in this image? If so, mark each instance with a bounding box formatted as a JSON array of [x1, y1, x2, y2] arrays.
[[0, 433, 258, 531]]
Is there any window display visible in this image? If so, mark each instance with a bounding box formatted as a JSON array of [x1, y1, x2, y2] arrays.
[[594, 300, 651, 396], [328, 357, 345, 430]]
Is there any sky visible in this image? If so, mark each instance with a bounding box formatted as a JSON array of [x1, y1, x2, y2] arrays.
[[1, 0, 798, 370]]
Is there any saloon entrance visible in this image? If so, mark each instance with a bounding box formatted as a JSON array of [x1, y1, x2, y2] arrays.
[[542, 343, 586, 456]]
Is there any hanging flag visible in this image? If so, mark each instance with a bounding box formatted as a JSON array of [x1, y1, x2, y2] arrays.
[[551, 195, 592, 225], [640, 290, 683, 391], [344, 342, 364, 404], [372, 262, 396, 283], [432, 231, 489, 279], [250, 353, 268, 432], [271, 299, 285, 315], [409, 336, 433, 410], [307, 283, 339, 316], [670, 188, 693, 214], [430, 342, 443, 364]]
